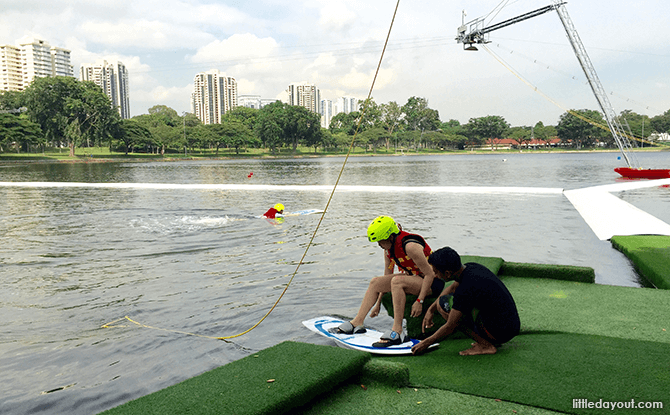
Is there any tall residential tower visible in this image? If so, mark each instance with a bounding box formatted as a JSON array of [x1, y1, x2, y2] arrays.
[[286, 82, 321, 114], [1, 38, 74, 92], [191, 69, 238, 124], [80, 60, 130, 119], [0, 45, 22, 91]]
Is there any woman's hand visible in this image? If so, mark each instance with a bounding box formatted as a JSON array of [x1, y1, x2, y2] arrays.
[[410, 300, 423, 318], [370, 303, 381, 318]]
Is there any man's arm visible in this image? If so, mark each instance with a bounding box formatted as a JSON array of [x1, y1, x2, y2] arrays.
[[412, 309, 463, 355]]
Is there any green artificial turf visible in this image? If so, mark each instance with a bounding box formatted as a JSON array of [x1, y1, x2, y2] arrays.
[[99, 341, 369, 415], [502, 276, 670, 343], [499, 262, 595, 283], [611, 235, 670, 289], [100, 258, 670, 415], [460, 255, 504, 274], [295, 381, 562, 415], [376, 332, 670, 415], [358, 360, 409, 388]]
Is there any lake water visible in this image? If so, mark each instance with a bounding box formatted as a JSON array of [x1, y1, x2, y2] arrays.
[[1, 151, 669, 414]]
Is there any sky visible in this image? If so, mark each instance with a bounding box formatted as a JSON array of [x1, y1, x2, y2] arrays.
[[1, 0, 669, 127]]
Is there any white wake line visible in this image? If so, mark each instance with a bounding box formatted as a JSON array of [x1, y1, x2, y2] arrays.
[[0, 182, 565, 194], [4, 179, 670, 239]]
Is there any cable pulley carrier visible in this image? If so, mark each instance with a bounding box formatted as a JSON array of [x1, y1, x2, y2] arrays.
[[456, 0, 640, 169]]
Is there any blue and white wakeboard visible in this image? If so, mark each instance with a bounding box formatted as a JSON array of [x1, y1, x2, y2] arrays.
[[282, 209, 324, 217], [302, 316, 437, 355]]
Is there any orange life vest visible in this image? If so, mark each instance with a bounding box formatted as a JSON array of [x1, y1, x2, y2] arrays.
[[387, 231, 431, 276]]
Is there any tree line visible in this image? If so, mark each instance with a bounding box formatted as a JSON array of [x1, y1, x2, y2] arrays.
[[2, 76, 669, 155]]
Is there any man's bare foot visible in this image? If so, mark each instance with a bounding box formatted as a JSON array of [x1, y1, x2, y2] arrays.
[[459, 342, 497, 356]]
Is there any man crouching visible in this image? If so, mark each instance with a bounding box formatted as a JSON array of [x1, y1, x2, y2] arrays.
[[411, 247, 520, 356]]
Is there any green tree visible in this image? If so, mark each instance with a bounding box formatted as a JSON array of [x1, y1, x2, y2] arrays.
[[617, 110, 649, 145], [649, 109, 670, 140], [0, 90, 25, 112], [222, 106, 258, 132], [556, 110, 607, 148], [208, 121, 256, 155], [357, 98, 382, 131], [282, 105, 320, 151], [23, 77, 119, 156], [132, 107, 185, 154], [395, 130, 421, 151], [422, 130, 449, 149], [331, 131, 351, 151], [0, 113, 44, 152], [380, 101, 404, 149], [402, 96, 440, 132], [256, 101, 285, 152], [148, 105, 181, 127], [117, 119, 152, 154], [440, 120, 468, 149], [329, 111, 360, 136], [357, 127, 389, 152], [509, 126, 532, 148], [466, 115, 510, 149]]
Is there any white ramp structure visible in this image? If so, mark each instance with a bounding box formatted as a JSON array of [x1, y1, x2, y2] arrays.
[[564, 179, 670, 240]]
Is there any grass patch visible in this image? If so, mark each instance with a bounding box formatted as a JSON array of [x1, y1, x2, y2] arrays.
[[499, 262, 595, 283], [99, 341, 369, 415], [377, 332, 670, 414], [502, 276, 670, 343], [296, 380, 562, 415], [611, 235, 670, 289]]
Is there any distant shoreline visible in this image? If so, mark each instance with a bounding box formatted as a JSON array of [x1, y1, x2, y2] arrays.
[[0, 147, 666, 166]]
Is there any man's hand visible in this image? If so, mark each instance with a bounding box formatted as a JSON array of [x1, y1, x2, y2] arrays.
[[411, 337, 434, 355], [410, 300, 423, 317], [422, 309, 435, 333]]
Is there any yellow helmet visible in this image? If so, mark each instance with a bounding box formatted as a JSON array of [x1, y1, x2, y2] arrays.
[[367, 216, 400, 242], [274, 203, 285, 212]]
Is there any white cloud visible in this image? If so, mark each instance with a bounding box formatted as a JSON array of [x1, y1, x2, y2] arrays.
[[190, 33, 279, 64], [2, 0, 669, 123], [78, 20, 213, 50], [318, 1, 357, 33]]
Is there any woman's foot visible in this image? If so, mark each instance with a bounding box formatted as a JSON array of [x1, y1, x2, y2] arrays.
[[372, 330, 405, 348], [334, 321, 366, 334]]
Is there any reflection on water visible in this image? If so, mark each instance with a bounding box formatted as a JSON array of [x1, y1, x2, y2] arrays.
[[0, 152, 669, 414]]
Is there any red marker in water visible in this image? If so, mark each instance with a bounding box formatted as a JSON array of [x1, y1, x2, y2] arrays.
[[248, 172, 253, 178]]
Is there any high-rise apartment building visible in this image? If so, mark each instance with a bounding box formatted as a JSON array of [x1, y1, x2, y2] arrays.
[[80, 60, 131, 119], [320, 99, 333, 128], [0, 45, 22, 91], [50, 46, 73, 78], [191, 69, 238, 124], [335, 96, 359, 116], [287, 82, 321, 114], [238, 95, 278, 110], [0, 39, 74, 92]]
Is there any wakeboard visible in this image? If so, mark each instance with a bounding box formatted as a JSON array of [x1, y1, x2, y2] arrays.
[[282, 209, 325, 217], [302, 316, 437, 355]]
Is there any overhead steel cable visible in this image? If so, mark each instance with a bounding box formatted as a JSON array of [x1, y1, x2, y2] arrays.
[[102, 0, 403, 341]]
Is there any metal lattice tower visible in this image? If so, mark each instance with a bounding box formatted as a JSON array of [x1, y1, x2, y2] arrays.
[[552, 1, 639, 168], [456, 1, 640, 168]]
